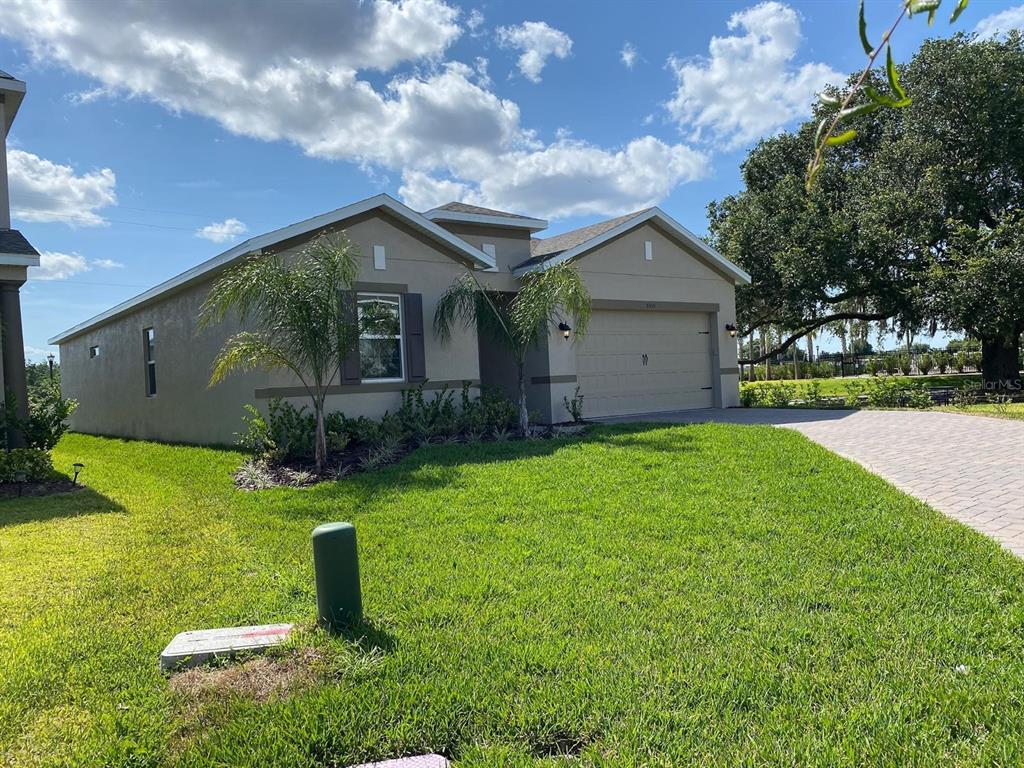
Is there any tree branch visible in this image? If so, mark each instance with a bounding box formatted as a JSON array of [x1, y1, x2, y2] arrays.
[[739, 311, 891, 364]]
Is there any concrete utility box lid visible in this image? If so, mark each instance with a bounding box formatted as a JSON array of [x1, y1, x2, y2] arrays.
[[160, 623, 292, 672], [350, 756, 449, 768]]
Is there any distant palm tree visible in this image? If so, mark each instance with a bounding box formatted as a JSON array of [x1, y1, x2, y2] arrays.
[[434, 262, 591, 435], [198, 232, 360, 471]]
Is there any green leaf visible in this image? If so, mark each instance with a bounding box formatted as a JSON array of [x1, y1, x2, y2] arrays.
[[805, 159, 824, 192], [819, 91, 841, 107], [839, 101, 881, 121], [950, 0, 969, 24], [907, 0, 941, 15], [814, 117, 830, 147], [859, 0, 873, 55], [826, 129, 858, 146], [865, 85, 912, 108], [886, 46, 908, 101], [927, 7, 937, 25]]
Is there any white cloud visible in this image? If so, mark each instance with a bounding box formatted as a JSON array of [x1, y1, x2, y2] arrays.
[[31, 251, 89, 280], [496, 21, 573, 82], [621, 42, 638, 68], [402, 137, 709, 218], [666, 1, 843, 149], [974, 5, 1024, 38], [7, 149, 117, 226], [1, 0, 706, 221], [197, 218, 248, 243], [466, 8, 485, 34], [29, 251, 126, 280]]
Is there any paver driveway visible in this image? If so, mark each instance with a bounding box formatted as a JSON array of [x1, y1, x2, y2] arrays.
[[605, 408, 1024, 557]]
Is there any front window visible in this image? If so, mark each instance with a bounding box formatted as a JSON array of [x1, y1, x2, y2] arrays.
[[143, 327, 156, 396], [358, 294, 403, 381]]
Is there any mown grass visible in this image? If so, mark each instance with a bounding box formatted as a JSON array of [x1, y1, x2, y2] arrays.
[[938, 402, 1024, 421], [3, 426, 1024, 767]]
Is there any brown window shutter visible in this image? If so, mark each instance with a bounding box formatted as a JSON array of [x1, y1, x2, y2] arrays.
[[402, 293, 426, 382], [340, 290, 361, 384]]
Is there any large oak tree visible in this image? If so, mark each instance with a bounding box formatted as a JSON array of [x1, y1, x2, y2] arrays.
[[709, 32, 1024, 389]]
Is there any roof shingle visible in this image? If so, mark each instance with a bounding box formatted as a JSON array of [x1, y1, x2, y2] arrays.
[[432, 201, 536, 221], [516, 209, 650, 269], [0, 229, 39, 257]]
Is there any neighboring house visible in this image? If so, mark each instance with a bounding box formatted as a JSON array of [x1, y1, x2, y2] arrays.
[[0, 69, 40, 448], [50, 194, 750, 445]]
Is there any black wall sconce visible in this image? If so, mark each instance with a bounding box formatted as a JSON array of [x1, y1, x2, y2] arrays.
[[725, 323, 738, 338], [558, 322, 572, 340]]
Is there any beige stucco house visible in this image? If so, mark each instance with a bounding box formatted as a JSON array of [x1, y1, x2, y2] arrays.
[[50, 193, 750, 445], [1, 69, 40, 448]]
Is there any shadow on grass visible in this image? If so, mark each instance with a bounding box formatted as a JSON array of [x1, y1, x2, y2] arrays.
[[267, 422, 701, 515], [0, 482, 125, 528], [330, 615, 398, 654]]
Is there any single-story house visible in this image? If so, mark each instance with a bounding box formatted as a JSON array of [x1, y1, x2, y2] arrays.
[[50, 193, 751, 445], [1, 69, 40, 448]]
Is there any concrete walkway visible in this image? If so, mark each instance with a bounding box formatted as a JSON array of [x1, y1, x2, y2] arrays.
[[604, 408, 1024, 558]]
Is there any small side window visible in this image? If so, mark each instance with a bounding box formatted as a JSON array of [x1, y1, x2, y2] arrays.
[[89, 345, 101, 358], [143, 327, 156, 397], [373, 244, 386, 270], [644, 240, 653, 261]]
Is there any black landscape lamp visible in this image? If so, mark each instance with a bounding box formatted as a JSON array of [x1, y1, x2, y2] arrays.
[[72, 463, 84, 485]]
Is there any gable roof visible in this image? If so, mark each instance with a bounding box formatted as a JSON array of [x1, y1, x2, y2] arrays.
[[423, 201, 548, 233], [523, 210, 650, 265], [512, 208, 751, 286], [49, 193, 495, 345]]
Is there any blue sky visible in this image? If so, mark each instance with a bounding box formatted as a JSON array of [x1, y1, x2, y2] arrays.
[[3, 0, 1022, 360]]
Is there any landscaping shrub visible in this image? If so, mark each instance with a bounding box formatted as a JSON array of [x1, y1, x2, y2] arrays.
[[954, 352, 967, 373], [842, 380, 866, 407], [0, 447, 54, 483], [897, 354, 914, 376], [1, 382, 78, 452], [865, 358, 881, 376], [935, 352, 950, 374], [563, 386, 585, 422], [918, 353, 933, 376], [866, 379, 932, 409], [739, 382, 796, 408], [884, 355, 899, 375]]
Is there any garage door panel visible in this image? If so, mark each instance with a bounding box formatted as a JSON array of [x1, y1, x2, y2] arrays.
[[575, 309, 713, 418]]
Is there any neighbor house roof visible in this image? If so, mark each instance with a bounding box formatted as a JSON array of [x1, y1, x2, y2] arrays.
[[49, 194, 495, 345], [512, 208, 751, 286], [0, 229, 40, 267], [0, 69, 26, 133], [0, 69, 15, 80], [423, 201, 548, 233]]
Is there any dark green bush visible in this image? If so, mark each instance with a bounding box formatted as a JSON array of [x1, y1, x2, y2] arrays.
[[0, 448, 54, 483]]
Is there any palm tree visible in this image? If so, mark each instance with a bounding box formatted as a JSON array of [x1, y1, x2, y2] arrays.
[[198, 232, 360, 471], [434, 262, 591, 435]]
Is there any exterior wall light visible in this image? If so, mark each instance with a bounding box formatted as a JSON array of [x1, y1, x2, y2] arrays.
[[558, 322, 572, 340], [725, 323, 738, 338]]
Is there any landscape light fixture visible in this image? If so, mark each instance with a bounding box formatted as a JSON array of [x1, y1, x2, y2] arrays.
[[558, 322, 572, 340], [725, 323, 738, 338], [14, 470, 27, 497], [47, 352, 56, 381], [72, 463, 84, 485]]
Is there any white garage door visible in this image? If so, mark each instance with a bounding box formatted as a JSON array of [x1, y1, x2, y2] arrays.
[[575, 309, 714, 418]]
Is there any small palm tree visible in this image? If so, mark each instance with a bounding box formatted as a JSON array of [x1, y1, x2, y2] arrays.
[[198, 232, 360, 471], [434, 262, 591, 435]]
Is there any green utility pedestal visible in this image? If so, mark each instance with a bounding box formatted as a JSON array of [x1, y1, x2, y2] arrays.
[[312, 522, 362, 631]]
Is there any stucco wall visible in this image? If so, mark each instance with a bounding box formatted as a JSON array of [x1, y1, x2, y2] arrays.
[[60, 210, 481, 445], [541, 221, 741, 421]]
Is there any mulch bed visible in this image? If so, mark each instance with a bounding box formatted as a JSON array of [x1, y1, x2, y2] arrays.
[[0, 479, 85, 499]]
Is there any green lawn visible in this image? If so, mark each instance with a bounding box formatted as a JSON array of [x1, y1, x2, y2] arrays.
[[938, 402, 1024, 421], [4, 427, 1024, 766]]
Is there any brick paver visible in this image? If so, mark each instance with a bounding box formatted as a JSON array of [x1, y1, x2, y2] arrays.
[[604, 408, 1024, 557]]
